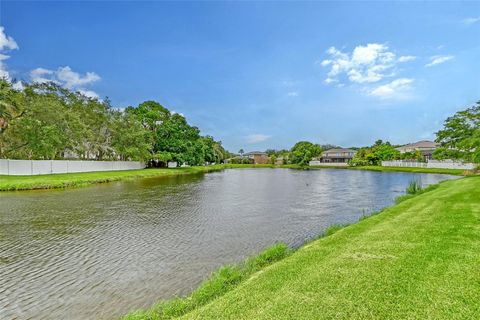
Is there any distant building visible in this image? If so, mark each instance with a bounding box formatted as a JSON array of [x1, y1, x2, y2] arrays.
[[244, 151, 270, 164], [319, 148, 356, 163], [396, 140, 439, 160]]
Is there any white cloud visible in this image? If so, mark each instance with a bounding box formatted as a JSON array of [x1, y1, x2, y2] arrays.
[[398, 55, 416, 62], [12, 81, 24, 90], [56, 66, 100, 89], [30, 68, 56, 84], [425, 55, 454, 67], [462, 17, 480, 25], [368, 78, 414, 100], [287, 91, 299, 97], [30, 66, 100, 98], [0, 26, 18, 51], [77, 89, 99, 99], [171, 110, 185, 117], [320, 43, 414, 85], [245, 134, 271, 144], [0, 26, 18, 81]]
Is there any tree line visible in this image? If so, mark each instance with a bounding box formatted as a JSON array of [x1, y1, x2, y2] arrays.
[[0, 79, 230, 165], [255, 101, 479, 167]]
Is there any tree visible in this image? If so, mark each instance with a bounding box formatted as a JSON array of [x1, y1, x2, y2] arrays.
[[111, 110, 151, 161], [350, 141, 400, 166], [0, 79, 24, 133], [289, 141, 322, 166], [155, 113, 203, 165], [238, 149, 244, 156], [434, 101, 480, 163], [0, 83, 231, 164]]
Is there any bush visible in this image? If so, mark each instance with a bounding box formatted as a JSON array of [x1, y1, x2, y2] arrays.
[[227, 157, 253, 164]]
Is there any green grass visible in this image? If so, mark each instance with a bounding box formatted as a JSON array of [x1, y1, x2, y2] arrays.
[[0, 163, 468, 192], [350, 165, 468, 175], [123, 243, 290, 320], [0, 164, 278, 191], [162, 176, 480, 319], [310, 165, 467, 175], [406, 180, 422, 194]]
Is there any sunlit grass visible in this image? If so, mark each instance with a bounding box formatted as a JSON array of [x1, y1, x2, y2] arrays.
[[171, 176, 480, 319]]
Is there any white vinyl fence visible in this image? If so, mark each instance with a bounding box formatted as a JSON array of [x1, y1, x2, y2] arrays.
[[309, 160, 349, 167], [381, 160, 476, 170], [0, 159, 146, 176]]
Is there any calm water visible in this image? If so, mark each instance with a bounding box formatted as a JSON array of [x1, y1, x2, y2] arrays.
[[0, 168, 457, 319]]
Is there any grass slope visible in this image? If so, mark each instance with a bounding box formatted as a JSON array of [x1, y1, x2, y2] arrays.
[[0, 164, 275, 191], [175, 176, 480, 319]]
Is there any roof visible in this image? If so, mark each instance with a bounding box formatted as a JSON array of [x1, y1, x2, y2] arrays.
[[244, 151, 268, 156], [397, 140, 439, 150]]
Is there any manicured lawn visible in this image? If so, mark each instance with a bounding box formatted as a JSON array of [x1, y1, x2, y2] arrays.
[[0, 164, 279, 191], [0, 166, 217, 191], [162, 176, 479, 319]]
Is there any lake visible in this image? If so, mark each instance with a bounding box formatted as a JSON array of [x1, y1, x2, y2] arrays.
[[0, 168, 457, 319]]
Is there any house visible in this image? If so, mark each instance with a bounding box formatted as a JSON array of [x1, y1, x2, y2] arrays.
[[319, 148, 356, 163], [396, 140, 438, 160], [244, 151, 270, 164]]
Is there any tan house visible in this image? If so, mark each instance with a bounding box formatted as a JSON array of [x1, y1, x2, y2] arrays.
[[244, 151, 270, 164], [396, 140, 438, 160], [320, 148, 356, 163]]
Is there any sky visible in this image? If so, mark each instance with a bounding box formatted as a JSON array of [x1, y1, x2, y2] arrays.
[[0, 1, 479, 152]]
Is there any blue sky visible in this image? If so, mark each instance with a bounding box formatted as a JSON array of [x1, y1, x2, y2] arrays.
[[1, 1, 479, 152]]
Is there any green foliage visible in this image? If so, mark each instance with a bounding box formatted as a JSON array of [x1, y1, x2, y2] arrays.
[[244, 243, 290, 274], [227, 156, 253, 164], [289, 141, 322, 166], [350, 140, 400, 166], [434, 101, 480, 163], [400, 150, 424, 162], [0, 80, 228, 164], [406, 180, 422, 194], [0, 79, 24, 133]]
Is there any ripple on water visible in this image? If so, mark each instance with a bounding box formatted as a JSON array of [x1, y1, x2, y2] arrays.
[[0, 169, 457, 319]]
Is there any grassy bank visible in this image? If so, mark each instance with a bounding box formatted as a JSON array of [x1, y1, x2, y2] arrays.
[[0, 165, 231, 191], [0, 164, 271, 191], [128, 176, 479, 320], [0, 163, 467, 191], [124, 243, 291, 320], [309, 164, 467, 175]]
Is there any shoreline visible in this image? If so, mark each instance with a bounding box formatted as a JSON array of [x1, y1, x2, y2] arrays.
[[0, 164, 468, 192], [125, 176, 479, 319]]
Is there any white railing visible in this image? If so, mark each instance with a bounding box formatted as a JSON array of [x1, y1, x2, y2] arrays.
[[0, 159, 146, 176], [381, 160, 476, 170], [309, 160, 349, 167]]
